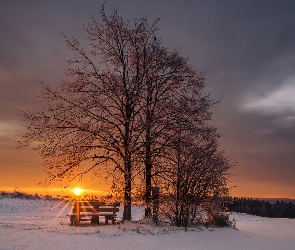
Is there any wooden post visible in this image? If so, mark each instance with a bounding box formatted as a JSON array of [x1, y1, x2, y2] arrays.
[[76, 201, 80, 226], [152, 187, 160, 223]]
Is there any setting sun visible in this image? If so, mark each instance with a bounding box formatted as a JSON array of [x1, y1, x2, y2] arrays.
[[73, 188, 83, 196]]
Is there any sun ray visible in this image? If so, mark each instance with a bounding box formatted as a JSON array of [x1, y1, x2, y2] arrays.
[[45, 199, 72, 229]]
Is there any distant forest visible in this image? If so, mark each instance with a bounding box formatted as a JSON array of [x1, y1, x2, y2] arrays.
[[229, 198, 295, 219]]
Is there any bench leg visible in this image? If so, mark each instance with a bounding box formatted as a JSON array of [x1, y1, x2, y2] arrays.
[[76, 216, 80, 227], [105, 215, 115, 225], [91, 216, 95, 224], [70, 215, 76, 226], [91, 215, 99, 225]]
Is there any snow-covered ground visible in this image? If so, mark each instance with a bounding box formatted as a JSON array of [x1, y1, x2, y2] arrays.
[[0, 198, 294, 250]]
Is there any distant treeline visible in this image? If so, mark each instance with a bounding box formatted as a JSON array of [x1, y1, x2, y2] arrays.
[[229, 197, 295, 219], [0, 190, 62, 201]]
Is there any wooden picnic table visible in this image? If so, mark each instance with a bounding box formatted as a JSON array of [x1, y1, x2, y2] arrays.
[[67, 200, 120, 226]]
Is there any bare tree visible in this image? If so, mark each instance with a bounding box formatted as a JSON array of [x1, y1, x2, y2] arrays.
[[143, 79, 234, 226], [20, 7, 161, 220], [137, 42, 209, 217], [157, 119, 233, 226]]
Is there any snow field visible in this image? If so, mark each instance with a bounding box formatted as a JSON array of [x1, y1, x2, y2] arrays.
[[0, 198, 294, 250]]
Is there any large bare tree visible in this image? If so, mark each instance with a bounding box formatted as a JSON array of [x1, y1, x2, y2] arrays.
[[20, 7, 161, 220]]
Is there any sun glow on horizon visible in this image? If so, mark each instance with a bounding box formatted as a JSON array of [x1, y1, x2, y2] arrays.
[[73, 187, 83, 196]]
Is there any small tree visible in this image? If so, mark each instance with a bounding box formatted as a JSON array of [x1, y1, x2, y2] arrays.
[[158, 126, 233, 226], [154, 91, 233, 226]]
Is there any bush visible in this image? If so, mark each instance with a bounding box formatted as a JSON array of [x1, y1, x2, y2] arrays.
[[208, 212, 236, 228]]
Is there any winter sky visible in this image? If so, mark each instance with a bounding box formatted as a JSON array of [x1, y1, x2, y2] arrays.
[[1, 0, 295, 198]]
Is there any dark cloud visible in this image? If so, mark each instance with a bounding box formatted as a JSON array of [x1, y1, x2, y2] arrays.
[[1, 0, 295, 197]]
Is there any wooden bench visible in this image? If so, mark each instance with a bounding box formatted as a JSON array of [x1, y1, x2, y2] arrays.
[[67, 201, 120, 226]]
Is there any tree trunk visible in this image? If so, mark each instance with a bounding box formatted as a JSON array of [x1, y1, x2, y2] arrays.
[[123, 97, 132, 221], [123, 160, 132, 220], [145, 162, 152, 217], [145, 83, 152, 217], [145, 134, 152, 217]]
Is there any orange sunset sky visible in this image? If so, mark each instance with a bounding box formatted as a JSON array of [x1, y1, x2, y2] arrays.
[[1, 0, 295, 199]]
